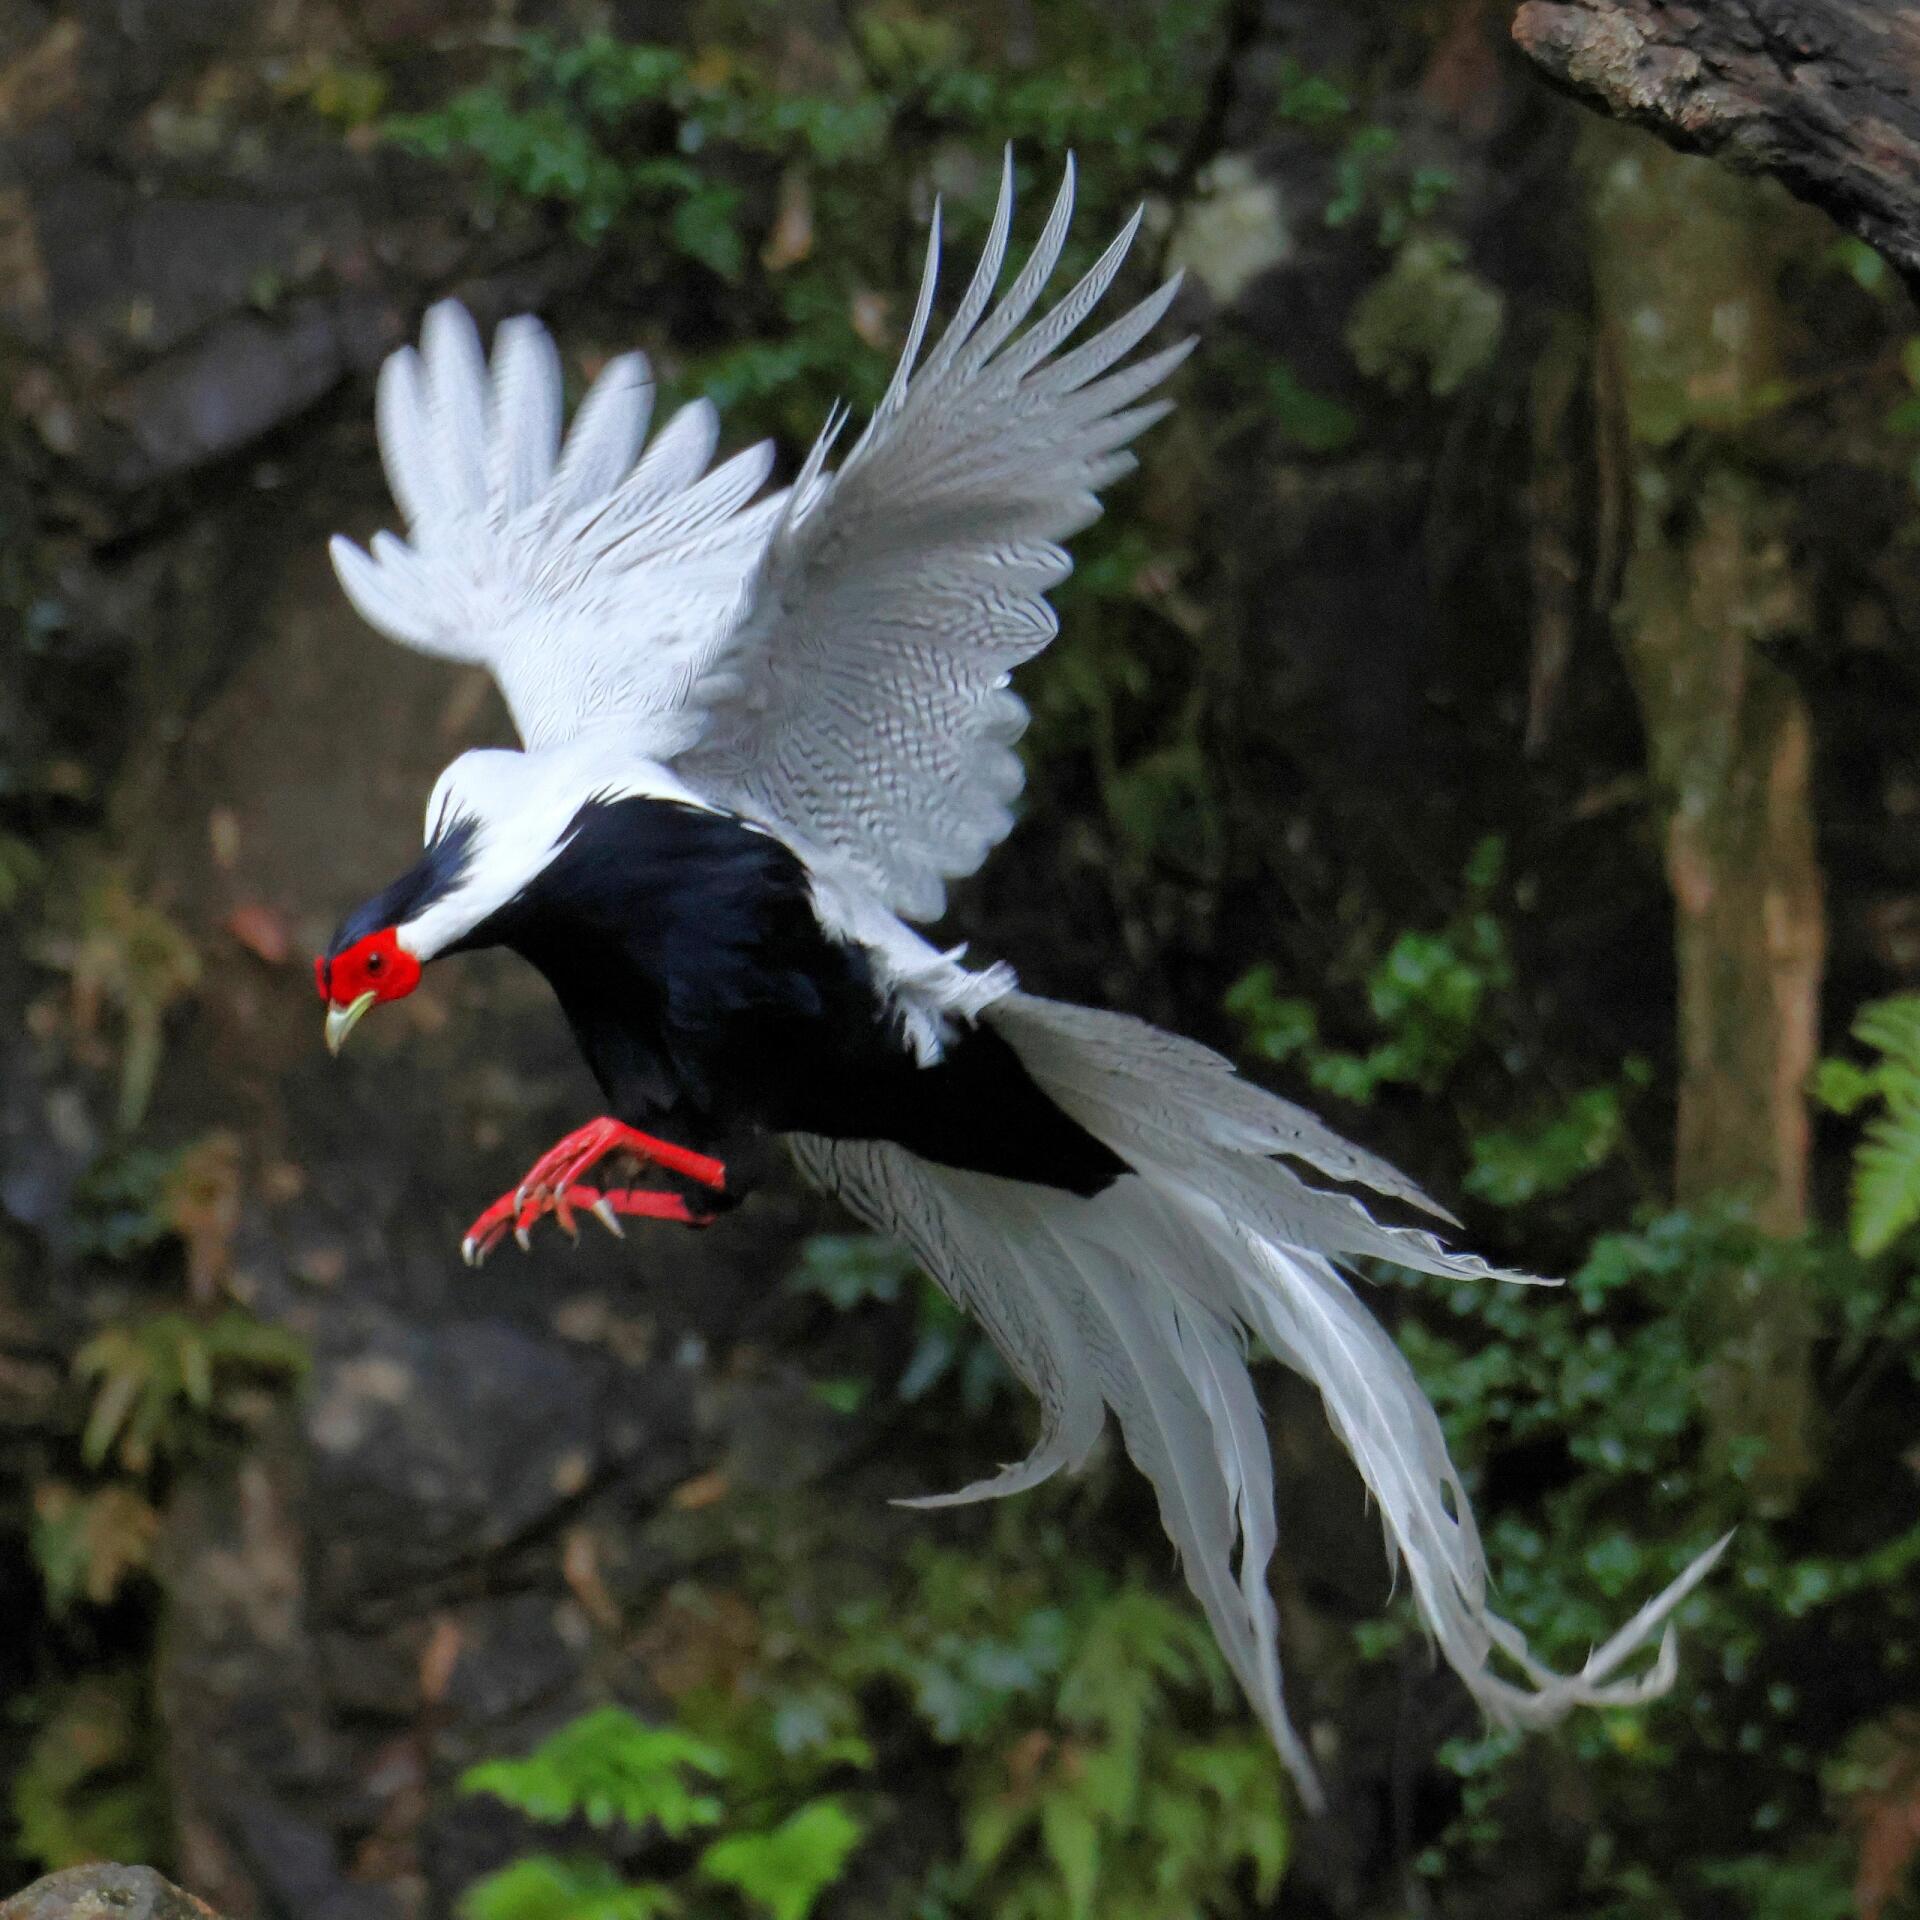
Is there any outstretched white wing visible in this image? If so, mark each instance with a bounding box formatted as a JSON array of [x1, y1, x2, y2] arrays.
[[329, 304, 784, 757], [679, 153, 1190, 921], [331, 156, 1187, 914]]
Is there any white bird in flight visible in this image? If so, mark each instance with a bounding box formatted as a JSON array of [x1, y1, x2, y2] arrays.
[[315, 151, 1722, 1806]]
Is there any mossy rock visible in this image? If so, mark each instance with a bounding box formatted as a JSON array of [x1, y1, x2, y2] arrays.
[[0, 1867, 222, 1920]]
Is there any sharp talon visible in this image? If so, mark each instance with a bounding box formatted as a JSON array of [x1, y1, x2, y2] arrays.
[[466, 1120, 725, 1269]]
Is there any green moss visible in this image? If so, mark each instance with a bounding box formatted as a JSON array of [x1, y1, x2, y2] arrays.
[[1345, 234, 1505, 399]]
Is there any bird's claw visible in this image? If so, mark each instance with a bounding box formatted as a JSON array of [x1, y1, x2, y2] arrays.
[[459, 1118, 726, 1266], [459, 1148, 722, 1268]]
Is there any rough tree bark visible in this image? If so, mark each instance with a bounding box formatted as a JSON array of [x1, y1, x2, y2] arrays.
[[1585, 127, 1825, 1507], [1514, 0, 1920, 292]]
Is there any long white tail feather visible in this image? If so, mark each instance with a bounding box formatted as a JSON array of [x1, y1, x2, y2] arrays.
[[793, 989, 1726, 1808], [788, 1135, 1105, 1507]]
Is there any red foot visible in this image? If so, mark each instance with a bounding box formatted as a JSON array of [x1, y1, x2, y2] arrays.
[[460, 1119, 726, 1267]]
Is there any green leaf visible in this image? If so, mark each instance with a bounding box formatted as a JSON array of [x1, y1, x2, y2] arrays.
[[671, 186, 746, 280], [462, 1710, 727, 1836], [1262, 363, 1359, 453], [1465, 1082, 1630, 1208], [460, 1857, 679, 1920], [1810, 1057, 1873, 1115], [696, 1800, 865, 1920], [786, 1233, 917, 1309], [1039, 1797, 1101, 1920], [1851, 1101, 1920, 1255]]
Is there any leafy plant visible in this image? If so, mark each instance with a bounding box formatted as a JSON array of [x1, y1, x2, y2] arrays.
[[73, 1308, 308, 1475], [462, 1855, 671, 1920], [466, 1713, 727, 1836], [1814, 994, 1920, 1253], [787, 1233, 1005, 1414], [69, 1133, 243, 1296], [696, 1803, 865, 1920], [462, 1505, 1290, 1920], [1346, 233, 1505, 399], [1464, 1063, 1651, 1207], [459, 1707, 863, 1920], [38, 868, 200, 1130], [10, 1672, 168, 1873], [1363, 1206, 1920, 1912], [727, 1519, 1289, 1920], [1226, 835, 1512, 1101], [30, 1482, 161, 1613]]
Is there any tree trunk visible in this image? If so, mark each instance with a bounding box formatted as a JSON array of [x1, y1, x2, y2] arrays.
[[1586, 127, 1825, 1504], [1515, 0, 1920, 295]]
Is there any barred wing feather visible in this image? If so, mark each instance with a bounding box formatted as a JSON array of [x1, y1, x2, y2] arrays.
[[681, 152, 1192, 921], [329, 302, 784, 758]]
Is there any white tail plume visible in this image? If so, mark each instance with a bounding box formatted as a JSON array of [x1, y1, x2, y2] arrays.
[[792, 990, 1727, 1810]]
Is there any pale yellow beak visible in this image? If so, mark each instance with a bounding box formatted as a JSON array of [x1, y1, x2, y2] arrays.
[[324, 991, 377, 1057]]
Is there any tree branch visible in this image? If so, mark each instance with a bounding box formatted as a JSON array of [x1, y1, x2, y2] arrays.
[[1512, 1, 1920, 287]]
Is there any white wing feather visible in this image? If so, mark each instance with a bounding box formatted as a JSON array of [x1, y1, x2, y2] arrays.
[[330, 159, 1184, 918], [330, 305, 783, 758], [680, 151, 1192, 921]]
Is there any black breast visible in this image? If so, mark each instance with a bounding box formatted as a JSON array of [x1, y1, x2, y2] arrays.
[[471, 795, 1124, 1197]]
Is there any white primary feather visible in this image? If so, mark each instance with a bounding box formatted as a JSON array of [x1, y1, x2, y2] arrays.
[[683, 150, 1192, 920], [332, 309, 783, 760]]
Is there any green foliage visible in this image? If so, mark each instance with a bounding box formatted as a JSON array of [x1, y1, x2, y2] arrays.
[[1829, 236, 1896, 297], [1272, 57, 1352, 129], [461, 1856, 674, 1920], [1367, 1207, 1920, 1911], [788, 1233, 1005, 1414], [462, 1707, 861, 1920], [1347, 234, 1506, 399], [1814, 993, 1920, 1253], [464, 1711, 727, 1835], [696, 1801, 866, 1920], [387, 4, 1226, 442], [463, 1513, 1288, 1920], [1223, 849, 1920, 1912], [44, 868, 201, 1131], [29, 1482, 160, 1614], [741, 1523, 1289, 1920], [1875, 333, 1920, 501], [1226, 836, 1512, 1101], [1464, 1063, 1651, 1207], [944, 1582, 1287, 1920], [1324, 125, 1398, 231], [0, 830, 44, 913], [1259, 362, 1360, 452], [73, 1308, 308, 1475], [10, 1672, 168, 1873]]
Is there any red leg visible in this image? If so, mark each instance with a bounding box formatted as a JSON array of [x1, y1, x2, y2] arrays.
[[461, 1118, 727, 1267]]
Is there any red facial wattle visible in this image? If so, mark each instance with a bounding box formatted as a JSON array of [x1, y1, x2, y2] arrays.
[[318, 927, 421, 1055], [319, 926, 421, 1008]]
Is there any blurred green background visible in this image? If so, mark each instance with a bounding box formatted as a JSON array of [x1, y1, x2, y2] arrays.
[[2, 1, 1918, 1916]]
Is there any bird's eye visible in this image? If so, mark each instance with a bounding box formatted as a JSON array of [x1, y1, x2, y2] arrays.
[[365, 951, 384, 973]]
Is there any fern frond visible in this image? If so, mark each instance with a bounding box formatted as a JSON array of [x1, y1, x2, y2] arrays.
[[461, 1708, 727, 1835], [1852, 1099, 1920, 1257]]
